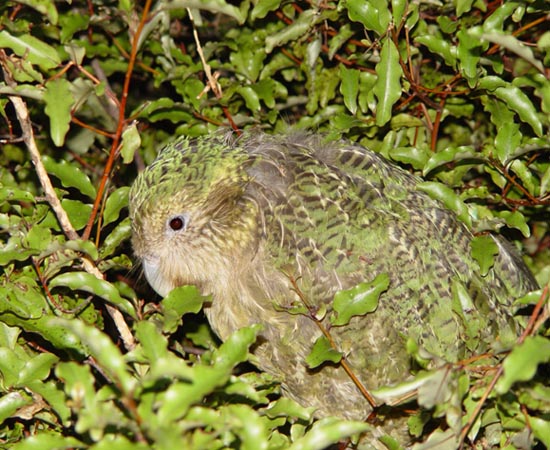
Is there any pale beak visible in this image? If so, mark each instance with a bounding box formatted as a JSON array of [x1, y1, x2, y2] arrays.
[[142, 257, 173, 297]]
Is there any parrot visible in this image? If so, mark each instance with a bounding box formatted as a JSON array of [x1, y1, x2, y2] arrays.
[[129, 130, 537, 445]]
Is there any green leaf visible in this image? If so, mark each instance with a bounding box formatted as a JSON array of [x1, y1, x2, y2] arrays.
[[11, 433, 83, 450], [19, 353, 59, 385], [331, 273, 388, 326], [223, 404, 270, 450], [43, 155, 96, 200], [477, 75, 506, 90], [30, 379, 71, 425], [161, 285, 209, 333], [63, 239, 99, 261], [56, 362, 99, 409], [339, 65, 359, 115], [509, 159, 538, 197], [120, 122, 141, 164], [0, 392, 31, 424], [157, 367, 223, 422], [529, 416, 550, 448], [482, 96, 519, 163], [49, 272, 136, 318], [495, 121, 521, 164], [457, 29, 482, 87], [61, 199, 93, 231], [417, 181, 472, 227], [237, 86, 261, 112], [415, 35, 457, 67], [391, 0, 407, 25], [90, 436, 150, 450], [305, 335, 342, 369], [470, 235, 499, 276], [135, 321, 169, 362], [455, 0, 475, 16], [43, 78, 73, 147], [479, 32, 544, 74], [230, 44, 266, 82], [0, 277, 46, 318], [264, 397, 315, 421], [491, 89, 542, 137], [479, 77, 543, 136], [328, 24, 355, 60], [287, 417, 371, 450], [344, 0, 389, 35], [250, 0, 281, 20], [252, 79, 286, 109], [497, 210, 531, 237], [373, 37, 403, 126], [389, 146, 430, 170], [213, 325, 261, 370], [496, 336, 550, 393], [266, 10, 316, 53], [53, 319, 137, 394], [0, 323, 20, 349], [25, 224, 52, 252], [59, 12, 90, 43], [422, 146, 478, 176], [482, 2, 521, 31], [102, 187, 129, 227], [0, 31, 61, 70], [99, 218, 131, 259], [0, 186, 36, 203], [16, 0, 59, 25], [0, 348, 26, 387]]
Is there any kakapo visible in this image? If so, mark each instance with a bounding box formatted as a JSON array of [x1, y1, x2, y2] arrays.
[[129, 131, 537, 444]]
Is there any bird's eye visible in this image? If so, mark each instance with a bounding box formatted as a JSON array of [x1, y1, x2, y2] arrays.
[[167, 214, 188, 231]]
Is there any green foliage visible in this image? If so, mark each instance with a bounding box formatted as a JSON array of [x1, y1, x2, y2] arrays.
[[331, 273, 389, 327], [0, 0, 549, 448]]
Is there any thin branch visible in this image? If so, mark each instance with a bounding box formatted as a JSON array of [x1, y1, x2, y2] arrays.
[[33, 257, 93, 315], [187, 8, 239, 132], [430, 94, 447, 152], [1, 52, 135, 352], [2, 56, 79, 242], [287, 274, 378, 409], [188, 8, 222, 99], [71, 116, 116, 138]]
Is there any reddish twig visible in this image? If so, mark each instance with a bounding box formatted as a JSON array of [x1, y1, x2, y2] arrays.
[[486, 15, 549, 56], [32, 257, 93, 315], [82, 0, 154, 241], [430, 94, 447, 151], [287, 274, 378, 409]]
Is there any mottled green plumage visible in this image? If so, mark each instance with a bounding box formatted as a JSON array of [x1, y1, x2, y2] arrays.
[[129, 131, 537, 443]]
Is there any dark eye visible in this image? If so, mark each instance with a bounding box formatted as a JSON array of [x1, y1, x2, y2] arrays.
[[168, 214, 188, 231]]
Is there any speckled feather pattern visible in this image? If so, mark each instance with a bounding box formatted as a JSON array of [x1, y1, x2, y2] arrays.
[[129, 131, 537, 428]]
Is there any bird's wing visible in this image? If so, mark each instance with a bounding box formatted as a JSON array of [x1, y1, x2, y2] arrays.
[[243, 134, 531, 364]]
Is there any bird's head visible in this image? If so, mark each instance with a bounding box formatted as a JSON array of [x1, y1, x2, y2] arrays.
[[129, 135, 258, 297]]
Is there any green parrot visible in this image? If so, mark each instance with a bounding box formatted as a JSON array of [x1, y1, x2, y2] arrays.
[[129, 131, 537, 444]]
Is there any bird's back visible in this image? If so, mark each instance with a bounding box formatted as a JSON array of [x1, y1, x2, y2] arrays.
[[237, 132, 537, 391]]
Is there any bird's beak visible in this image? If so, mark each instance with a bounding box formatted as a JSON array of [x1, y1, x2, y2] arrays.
[[142, 257, 173, 297]]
